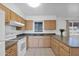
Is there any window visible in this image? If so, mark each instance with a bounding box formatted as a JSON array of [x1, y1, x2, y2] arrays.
[[73, 22, 79, 28], [69, 21, 79, 35], [69, 21, 79, 30], [34, 22, 43, 32]]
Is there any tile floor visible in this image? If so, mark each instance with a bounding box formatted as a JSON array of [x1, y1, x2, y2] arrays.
[[26, 48, 55, 56]]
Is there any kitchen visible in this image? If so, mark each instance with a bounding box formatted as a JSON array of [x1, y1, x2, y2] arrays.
[[0, 3, 79, 56]]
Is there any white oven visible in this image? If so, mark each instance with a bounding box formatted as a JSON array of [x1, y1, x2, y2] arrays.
[[17, 35, 26, 56]]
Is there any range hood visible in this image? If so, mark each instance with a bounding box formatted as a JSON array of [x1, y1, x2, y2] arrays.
[[10, 20, 24, 27]]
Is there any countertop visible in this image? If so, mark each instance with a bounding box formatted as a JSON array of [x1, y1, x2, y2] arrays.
[[52, 35, 79, 48], [5, 34, 26, 49]]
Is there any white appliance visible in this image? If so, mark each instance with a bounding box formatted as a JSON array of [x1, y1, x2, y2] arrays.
[[10, 20, 24, 27], [5, 24, 17, 41], [17, 35, 26, 56]]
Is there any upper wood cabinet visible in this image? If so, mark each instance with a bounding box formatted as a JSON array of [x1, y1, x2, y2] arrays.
[[21, 19, 26, 30], [16, 15, 21, 22], [10, 11, 17, 21], [16, 17, 26, 30], [26, 20, 33, 30], [5, 8, 11, 23], [44, 20, 56, 30], [0, 4, 11, 23], [16, 15, 24, 23], [0, 4, 26, 30]]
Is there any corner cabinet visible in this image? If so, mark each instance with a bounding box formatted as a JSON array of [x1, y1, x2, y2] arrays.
[[44, 20, 56, 30], [51, 36, 79, 56]]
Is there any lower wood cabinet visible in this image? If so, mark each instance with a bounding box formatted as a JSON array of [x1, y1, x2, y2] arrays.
[[51, 37, 70, 56], [60, 48, 70, 56], [28, 36, 39, 48], [28, 36, 50, 48], [39, 36, 50, 48], [53, 43, 60, 56], [70, 48, 79, 56], [5, 43, 17, 56], [51, 36, 79, 56]]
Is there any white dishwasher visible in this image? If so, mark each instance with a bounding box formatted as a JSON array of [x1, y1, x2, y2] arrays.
[[17, 34, 26, 56]]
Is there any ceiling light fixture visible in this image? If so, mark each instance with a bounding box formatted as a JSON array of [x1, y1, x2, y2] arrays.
[[27, 3, 41, 8]]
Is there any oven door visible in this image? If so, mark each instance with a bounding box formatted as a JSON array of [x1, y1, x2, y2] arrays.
[[17, 36, 26, 56]]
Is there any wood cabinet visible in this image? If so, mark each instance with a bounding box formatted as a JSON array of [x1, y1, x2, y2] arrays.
[[18, 18, 26, 30], [70, 48, 79, 56], [0, 4, 11, 23], [28, 36, 50, 48], [60, 42, 70, 52], [16, 15, 22, 23], [10, 11, 17, 21], [51, 36, 79, 56], [16, 16, 26, 30], [28, 36, 39, 48], [50, 39, 54, 50], [26, 20, 33, 30], [0, 4, 25, 25], [26, 36, 28, 49], [39, 36, 50, 48], [5, 43, 17, 56], [60, 48, 70, 56], [5, 8, 11, 23], [44, 20, 56, 30], [51, 37, 60, 55]]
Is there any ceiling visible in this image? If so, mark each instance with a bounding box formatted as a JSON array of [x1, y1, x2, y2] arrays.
[[4, 3, 79, 18]]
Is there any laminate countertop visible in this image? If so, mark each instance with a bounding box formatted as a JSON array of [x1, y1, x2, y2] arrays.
[[52, 35, 79, 48]]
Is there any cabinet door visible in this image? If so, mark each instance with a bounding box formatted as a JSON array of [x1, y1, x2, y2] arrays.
[[52, 38, 60, 56], [21, 19, 25, 30], [60, 48, 69, 56], [28, 36, 39, 48], [44, 20, 56, 30], [5, 8, 11, 23], [5, 43, 17, 56], [16, 15, 21, 22], [54, 44, 60, 56], [10, 11, 17, 21], [51, 38, 54, 50], [0, 4, 11, 23], [39, 36, 50, 48], [26, 20, 33, 30], [26, 36, 28, 49], [39, 39, 50, 48]]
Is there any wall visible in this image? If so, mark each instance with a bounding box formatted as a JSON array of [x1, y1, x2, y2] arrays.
[[25, 16, 66, 36], [56, 17, 66, 36], [0, 10, 5, 56]]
